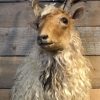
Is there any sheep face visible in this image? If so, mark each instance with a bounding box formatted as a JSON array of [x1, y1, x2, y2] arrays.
[[37, 9, 74, 51]]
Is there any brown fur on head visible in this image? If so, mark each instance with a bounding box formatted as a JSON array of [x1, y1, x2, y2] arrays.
[[37, 7, 74, 51], [32, 1, 85, 52]]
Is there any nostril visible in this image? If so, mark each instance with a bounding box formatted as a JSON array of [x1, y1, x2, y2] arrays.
[[42, 35, 48, 39], [39, 35, 48, 40], [37, 35, 48, 41], [37, 35, 48, 45]]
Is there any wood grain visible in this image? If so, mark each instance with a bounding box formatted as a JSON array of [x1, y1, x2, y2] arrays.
[[0, 27, 99, 56], [0, 57, 24, 88], [0, 27, 37, 56], [0, 56, 100, 89], [87, 56, 100, 89], [77, 27, 100, 55], [0, 0, 24, 2], [76, 1, 100, 26], [0, 1, 100, 27], [0, 89, 10, 100], [0, 89, 99, 100], [0, 2, 34, 27], [90, 89, 100, 100]]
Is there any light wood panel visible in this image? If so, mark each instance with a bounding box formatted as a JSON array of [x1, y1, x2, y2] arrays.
[[0, 56, 99, 89], [0, 89, 100, 100], [0, 89, 10, 100], [76, 1, 100, 26], [0, 0, 24, 2], [90, 89, 100, 100], [0, 1, 100, 27], [0, 27, 99, 56], [77, 27, 100, 55], [0, 2, 34, 27], [87, 56, 100, 89], [0, 57, 24, 88], [0, 27, 37, 56]]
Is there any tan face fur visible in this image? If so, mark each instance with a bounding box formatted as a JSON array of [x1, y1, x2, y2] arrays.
[[37, 8, 74, 51]]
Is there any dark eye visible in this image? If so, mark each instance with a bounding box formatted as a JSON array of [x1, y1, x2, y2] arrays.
[[60, 17, 68, 25], [36, 22, 39, 29], [30, 21, 39, 30]]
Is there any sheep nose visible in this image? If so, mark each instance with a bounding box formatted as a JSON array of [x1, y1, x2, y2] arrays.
[[38, 35, 48, 40], [37, 35, 48, 45]]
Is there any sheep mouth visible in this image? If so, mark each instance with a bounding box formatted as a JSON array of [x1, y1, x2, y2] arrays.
[[37, 39, 63, 51], [38, 42, 63, 51], [37, 41, 53, 47], [38, 41, 60, 51]]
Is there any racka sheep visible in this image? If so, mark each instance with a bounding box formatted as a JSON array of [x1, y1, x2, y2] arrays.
[[11, 0, 91, 100]]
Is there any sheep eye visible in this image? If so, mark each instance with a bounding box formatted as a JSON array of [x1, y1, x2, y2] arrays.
[[36, 23, 39, 29], [34, 22, 40, 29], [60, 17, 68, 25]]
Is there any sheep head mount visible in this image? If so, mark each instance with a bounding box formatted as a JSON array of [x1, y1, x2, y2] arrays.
[[32, 0, 85, 52]]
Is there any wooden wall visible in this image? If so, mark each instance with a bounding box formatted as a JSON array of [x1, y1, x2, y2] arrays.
[[0, 0, 100, 99]]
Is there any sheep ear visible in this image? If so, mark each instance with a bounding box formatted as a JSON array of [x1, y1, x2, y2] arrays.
[[70, 2, 85, 19], [32, 0, 43, 17], [72, 7, 84, 19]]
